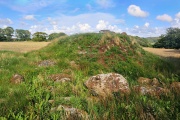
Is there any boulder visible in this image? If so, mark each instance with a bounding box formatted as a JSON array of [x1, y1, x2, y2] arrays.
[[48, 74, 72, 82], [10, 74, 24, 84], [51, 105, 89, 120], [84, 73, 130, 97]]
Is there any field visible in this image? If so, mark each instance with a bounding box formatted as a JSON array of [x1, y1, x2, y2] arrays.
[[143, 47, 180, 58], [0, 42, 51, 53]]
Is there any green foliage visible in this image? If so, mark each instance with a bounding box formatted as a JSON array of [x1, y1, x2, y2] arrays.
[[0, 27, 14, 41], [153, 27, 180, 49], [131, 36, 151, 47], [32, 32, 48, 41], [15, 29, 31, 41], [48, 32, 66, 40]]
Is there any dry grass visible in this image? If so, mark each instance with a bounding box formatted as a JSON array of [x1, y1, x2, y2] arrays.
[[143, 47, 180, 58], [0, 42, 51, 53]]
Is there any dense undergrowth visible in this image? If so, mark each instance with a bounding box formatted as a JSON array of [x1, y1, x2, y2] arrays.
[[0, 33, 179, 119]]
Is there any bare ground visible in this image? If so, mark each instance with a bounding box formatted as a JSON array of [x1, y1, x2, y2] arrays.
[[0, 42, 51, 53], [143, 47, 180, 58]]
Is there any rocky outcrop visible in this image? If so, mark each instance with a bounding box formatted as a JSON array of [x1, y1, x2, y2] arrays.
[[51, 105, 89, 120], [10, 74, 24, 84], [48, 73, 72, 82], [134, 77, 169, 97], [38, 60, 55, 67], [84, 73, 130, 97]]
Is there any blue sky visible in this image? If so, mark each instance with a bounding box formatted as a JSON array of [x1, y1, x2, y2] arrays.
[[0, 0, 180, 37]]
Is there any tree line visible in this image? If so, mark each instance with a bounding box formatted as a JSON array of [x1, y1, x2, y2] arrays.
[[0, 26, 66, 42], [153, 27, 180, 49]]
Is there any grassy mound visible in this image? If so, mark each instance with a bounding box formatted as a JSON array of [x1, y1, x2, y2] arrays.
[[0, 33, 179, 119]]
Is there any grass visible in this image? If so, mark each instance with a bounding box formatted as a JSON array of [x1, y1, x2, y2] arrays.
[[0, 33, 179, 119]]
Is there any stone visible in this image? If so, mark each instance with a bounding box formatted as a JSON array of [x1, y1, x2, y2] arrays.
[[134, 77, 169, 97], [78, 51, 87, 55], [134, 85, 168, 96], [38, 60, 55, 67], [70, 61, 79, 69], [170, 82, 180, 94], [84, 73, 130, 97], [137, 77, 152, 85], [10, 74, 24, 84], [51, 105, 89, 120], [137, 77, 160, 86], [48, 74, 72, 82]]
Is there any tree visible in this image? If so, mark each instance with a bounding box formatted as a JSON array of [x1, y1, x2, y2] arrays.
[[4, 27, 14, 41], [32, 32, 48, 41], [0, 28, 6, 41], [15, 29, 31, 41], [153, 27, 180, 49], [48, 32, 66, 40]]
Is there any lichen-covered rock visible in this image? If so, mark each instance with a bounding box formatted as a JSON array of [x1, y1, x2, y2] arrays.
[[84, 73, 130, 97], [10, 74, 24, 84], [48, 74, 72, 82], [134, 85, 168, 96], [134, 77, 169, 97], [51, 105, 89, 120]]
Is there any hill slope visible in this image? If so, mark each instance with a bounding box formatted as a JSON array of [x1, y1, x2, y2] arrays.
[[0, 33, 179, 119]]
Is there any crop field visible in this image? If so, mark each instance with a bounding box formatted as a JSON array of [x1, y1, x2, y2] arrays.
[[0, 42, 51, 53], [143, 47, 180, 58]]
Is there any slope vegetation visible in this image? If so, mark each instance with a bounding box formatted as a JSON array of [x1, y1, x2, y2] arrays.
[[0, 33, 179, 119]]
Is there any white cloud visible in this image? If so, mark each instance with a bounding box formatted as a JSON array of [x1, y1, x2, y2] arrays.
[[0, 18, 13, 25], [126, 26, 166, 37], [144, 22, 150, 27], [134, 25, 139, 29], [48, 17, 58, 25], [78, 23, 91, 32], [175, 12, 180, 18], [128, 5, 149, 17], [96, 20, 109, 30], [24, 15, 35, 20], [171, 12, 180, 28], [27, 13, 123, 35], [96, 20, 121, 33], [156, 14, 173, 22], [96, 0, 115, 8]]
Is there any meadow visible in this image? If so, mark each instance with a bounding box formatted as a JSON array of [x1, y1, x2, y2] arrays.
[[0, 33, 179, 120], [0, 42, 50, 53]]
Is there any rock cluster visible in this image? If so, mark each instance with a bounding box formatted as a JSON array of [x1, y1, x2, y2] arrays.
[[134, 77, 169, 97]]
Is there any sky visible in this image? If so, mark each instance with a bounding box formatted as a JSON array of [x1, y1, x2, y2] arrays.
[[0, 0, 180, 37]]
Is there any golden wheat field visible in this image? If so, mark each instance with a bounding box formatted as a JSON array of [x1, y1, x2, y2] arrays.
[[143, 47, 180, 58], [0, 42, 51, 53]]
